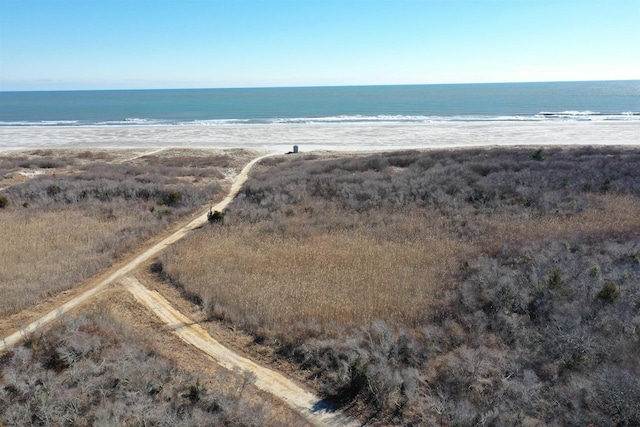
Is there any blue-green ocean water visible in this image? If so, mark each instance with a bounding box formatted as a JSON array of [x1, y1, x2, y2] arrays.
[[1, 81, 638, 126]]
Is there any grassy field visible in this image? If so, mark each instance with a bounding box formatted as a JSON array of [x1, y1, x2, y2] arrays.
[[159, 219, 464, 332], [157, 146, 640, 425], [0, 148, 256, 318]]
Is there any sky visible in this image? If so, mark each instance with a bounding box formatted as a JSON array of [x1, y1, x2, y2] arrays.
[[0, 0, 639, 91]]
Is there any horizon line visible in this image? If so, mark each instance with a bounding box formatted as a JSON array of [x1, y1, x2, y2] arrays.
[[2, 79, 639, 93]]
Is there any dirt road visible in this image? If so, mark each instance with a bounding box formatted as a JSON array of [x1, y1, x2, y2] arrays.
[[1, 152, 361, 426], [1, 153, 273, 351], [120, 147, 169, 162], [123, 277, 358, 427]]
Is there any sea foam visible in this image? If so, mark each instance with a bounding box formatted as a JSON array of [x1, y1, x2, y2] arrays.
[[4, 112, 638, 128]]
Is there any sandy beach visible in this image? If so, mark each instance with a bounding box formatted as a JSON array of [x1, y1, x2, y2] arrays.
[[1, 121, 639, 153]]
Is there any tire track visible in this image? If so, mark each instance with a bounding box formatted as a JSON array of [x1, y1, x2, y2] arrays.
[[123, 277, 358, 427], [120, 147, 169, 163], [0, 154, 360, 426], [1, 151, 362, 426], [1, 153, 274, 351]]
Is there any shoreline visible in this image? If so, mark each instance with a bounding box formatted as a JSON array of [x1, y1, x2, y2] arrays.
[[1, 121, 639, 153]]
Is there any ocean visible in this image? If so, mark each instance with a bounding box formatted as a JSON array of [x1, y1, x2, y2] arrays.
[[2, 81, 639, 126], [1, 81, 639, 152]]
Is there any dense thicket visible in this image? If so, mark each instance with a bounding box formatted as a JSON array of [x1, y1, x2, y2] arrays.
[[234, 146, 640, 219], [0, 312, 290, 426], [4, 161, 222, 214], [160, 147, 640, 425]]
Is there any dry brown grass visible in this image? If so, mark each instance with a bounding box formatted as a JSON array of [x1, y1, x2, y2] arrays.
[[161, 214, 468, 334], [159, 194, 640, 337], [156, 147, 640, 425], [474, 194, 640, 254], [0, 206, 150, 317], [0, 148, 258, 319], [158, 148, 640, 339]]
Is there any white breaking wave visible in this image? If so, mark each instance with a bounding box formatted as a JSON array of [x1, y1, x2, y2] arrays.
[[536, 111, 599, 121], [0, 120, 81, 126], [93, 118, 171, 126], [179, 113, 640, 126], [535, 111, 640, 122], [538, 110, 600, 115], [178, 119, 256, 126], [1, 112, 640, 128]]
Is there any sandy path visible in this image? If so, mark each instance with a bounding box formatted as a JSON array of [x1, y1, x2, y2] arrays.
[[1, 152, 360, 425], [122, 277, 358, 427], [120, 146, 169, 162], [1, 153, 273, 351]]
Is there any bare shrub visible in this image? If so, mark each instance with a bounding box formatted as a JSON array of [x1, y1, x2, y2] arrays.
[[18, 158, 69, 169], [0, 312, 289, 426], [161, 189, 182, 206], [0, 149, 251, 317], [155, 147, 640, 425], [593, 365, 640, 426]]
